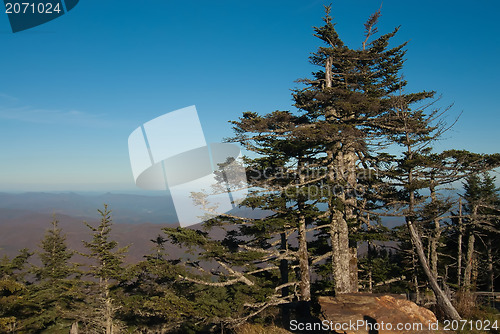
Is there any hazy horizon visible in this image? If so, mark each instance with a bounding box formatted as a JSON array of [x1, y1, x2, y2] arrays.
[[1, 1, 499, 193]]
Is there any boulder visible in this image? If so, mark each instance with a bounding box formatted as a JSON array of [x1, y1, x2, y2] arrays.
[[318, 293, 445, 334]]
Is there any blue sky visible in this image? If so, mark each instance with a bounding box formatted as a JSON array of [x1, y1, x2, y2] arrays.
[[0, 0, 498, 192]]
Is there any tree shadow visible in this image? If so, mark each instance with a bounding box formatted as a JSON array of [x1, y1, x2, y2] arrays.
[[288, 301, 331, 333], [363, 315, 379, 334]]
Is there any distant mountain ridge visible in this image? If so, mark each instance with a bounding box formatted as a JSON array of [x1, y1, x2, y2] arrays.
[[0, 192, 178, 224], [0, 192, 182, 262], [0, 210, 182, 263], [0, 192, 240, 263], [0, 192, 404, 264]]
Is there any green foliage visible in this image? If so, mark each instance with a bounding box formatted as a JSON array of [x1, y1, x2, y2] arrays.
[[358, 243, 407, 293], [83, 204, 128, 282], [77, 204, 130, 333], [460, 172, 500, 292], [36, 217, 74, 281], [17, 217, 82, 332], [0, 249, 32, 333]]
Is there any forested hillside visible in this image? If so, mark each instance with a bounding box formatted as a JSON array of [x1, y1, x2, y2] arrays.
[[1, 6, 499, 334]]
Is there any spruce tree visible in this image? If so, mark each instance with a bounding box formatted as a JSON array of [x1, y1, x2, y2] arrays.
[[462, 172, 500, 293], [37, 217, 73, 281], [162, 221, 286, 328], [81, 204, 128, 334], [23, 217, 79, 332], [290, 5, 412, 294], [118, 236, 196, 332], [228, 5, 412, 301], [229, 110, 319, 306], [377, 89, 466, 319]]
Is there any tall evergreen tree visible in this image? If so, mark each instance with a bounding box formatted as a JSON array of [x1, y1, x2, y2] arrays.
[[118, 236, 199, 333], [229, 110, 320, 310], [462, 172, 500, 293], [37, 217, 73, 281], [81, 205, 128, 334], [378, 90, 466, 319], [291, 5, 411, 294], [23, 217, 81, 332]]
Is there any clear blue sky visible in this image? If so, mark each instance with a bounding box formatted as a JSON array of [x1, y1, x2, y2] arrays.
[[0, 0, 498, 192]]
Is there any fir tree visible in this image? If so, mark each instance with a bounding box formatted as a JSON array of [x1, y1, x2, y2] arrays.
[[23, 217, 80, 332], [37, 216, 73, 281], [462, 173, 500, 293], [118, 236, 196, 332], [81, 204, 128, 334], [291, 5, 411, 294]]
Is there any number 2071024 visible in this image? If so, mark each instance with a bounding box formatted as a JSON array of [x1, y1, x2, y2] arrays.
[[5, 2, 62, 14]]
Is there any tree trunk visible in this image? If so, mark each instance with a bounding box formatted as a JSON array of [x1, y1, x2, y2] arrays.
[[368, 268, 373, 293], [324, 54, 357, 294], [407, 220, 461, 320], [297, 219, 310, 301], [486, 237, 494, 293], [430, 225, 439, 278], [325, 56, 332, 88], [405, 152, 459, 320], [328, 149, 352, 295], [457, 199, 463, 288], [103, 279, 114, 334], [297, 161, 311, 302], [472, 256, 478, 291], [412, 249, 421, 304], [346, 148, 359, 293], [463, 233, 475, 290], [349, 245, 359, 292], [429, 182, 441, 279], [464, 232, 475, 291], [329, 216, 350, 295], [328, 146, 358, 294], [280, 232, 290, 327], [70, 322, 79, 334]]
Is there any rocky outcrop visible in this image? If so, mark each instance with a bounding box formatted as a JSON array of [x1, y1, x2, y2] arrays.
[[319, 293, 445, 334]]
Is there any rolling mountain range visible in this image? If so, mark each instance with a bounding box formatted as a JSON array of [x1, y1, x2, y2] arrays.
[[0, 192, 178, 224], [0, 192, 403, 264], [0, 192, 181, 263]]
